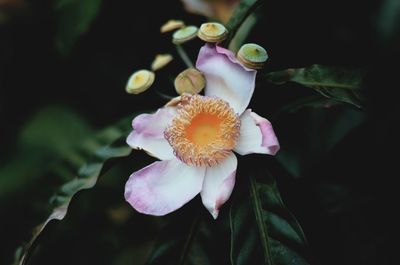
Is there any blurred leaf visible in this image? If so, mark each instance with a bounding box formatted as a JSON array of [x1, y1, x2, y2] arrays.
[[14, 116, 133, 265], [224, 0, 262, 46], [265, 65, 367, 109], [276, 106, 366, 177], [376, 0, 400, 41], [54, 0, 103, 54], [0, 106, 92, 199], [230, 171, 309, 265]]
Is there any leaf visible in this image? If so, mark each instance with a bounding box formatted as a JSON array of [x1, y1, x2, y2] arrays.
[[230, 170, 310, 265], [145, 201, 230, 265], [0, 106, 93, 199], [274, 96, 341, 116], [275, 106, 366, 177], [223, 0, 262, 46], [265, 65, 367, 108], [14, 117, 133, 265], [54, 0, 103, 54]]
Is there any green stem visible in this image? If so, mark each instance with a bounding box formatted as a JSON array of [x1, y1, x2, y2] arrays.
[[176, 45, 194, 68], [223, 0, 263, 47]]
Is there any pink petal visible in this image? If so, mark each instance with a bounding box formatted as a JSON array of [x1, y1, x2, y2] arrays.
[[125, 159, 206, 216], [200, 152, 237, 219], [196, 44, 257, 115], [234, 110, 280, 156], [127, 107, 176, 160], [181, 0, 214, 18]]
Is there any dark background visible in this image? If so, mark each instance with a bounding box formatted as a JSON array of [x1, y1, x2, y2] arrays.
[[1, 0, 399, 264]]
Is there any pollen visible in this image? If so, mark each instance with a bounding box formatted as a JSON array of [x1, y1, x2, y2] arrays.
[[164, 94, 240, 167]]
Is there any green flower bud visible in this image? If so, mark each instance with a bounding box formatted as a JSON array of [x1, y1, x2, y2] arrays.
[[172, 26, 198, 44], [237, 43, 268, 69]]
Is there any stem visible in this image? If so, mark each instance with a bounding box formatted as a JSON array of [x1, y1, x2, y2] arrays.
[[154, 89, 175, 100], [223, 0, 263, 47], [176, 45, 194, 68]]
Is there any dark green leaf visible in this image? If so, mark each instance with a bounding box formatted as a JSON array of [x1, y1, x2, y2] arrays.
[[275, 96, 341, 115], [265, 65, 367, 108], [145, 201, 230, 265], [54, 0, 103, 54], [14, 117, 133, 265], [223, 0, 262, 46], [230, 171, 310, 265], [276, 106, 366, 177], [0, 106, 93, 199]]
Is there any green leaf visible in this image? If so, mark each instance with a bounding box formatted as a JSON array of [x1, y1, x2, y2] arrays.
[[274, 96, 341, 116], [230, 171, 309, 265], [145, 201, 230, 265], [223, 0, 262, 46], [14, 117, 133, 265], [276, 106, 366, 177], [54, 0, 103, 54], [0, 106, 93, 199], [265, 65, 367, 108]]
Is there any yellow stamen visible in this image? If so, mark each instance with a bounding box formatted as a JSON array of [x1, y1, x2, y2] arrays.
[[164, 94, 240, 167]]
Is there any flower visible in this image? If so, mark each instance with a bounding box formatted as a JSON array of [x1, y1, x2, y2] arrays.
[[180, 0, 239, 24], [125, 44, 279, 219]]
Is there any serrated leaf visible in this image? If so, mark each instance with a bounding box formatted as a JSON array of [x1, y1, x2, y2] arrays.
[[54, 0, 102, 54], [230, 171, 310, 265], [265, 65, 367, 108], [14, 117, 133, 265]]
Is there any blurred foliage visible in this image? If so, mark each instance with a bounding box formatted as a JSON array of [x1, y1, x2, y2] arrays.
[[14, 115, 133, 265], [1, 0, 399, 265], [54, 0, 102, 54], [0, 106, 93, 199]]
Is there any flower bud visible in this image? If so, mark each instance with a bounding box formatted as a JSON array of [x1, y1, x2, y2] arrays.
[[151, 54, 173, 71], [197, 22, 228, 43], [237, 43, 268, 69], [126, 70, 155, 95], [174, 68, 205, 95], [160, 19, 185, 33], [172, 26, 198, 44]]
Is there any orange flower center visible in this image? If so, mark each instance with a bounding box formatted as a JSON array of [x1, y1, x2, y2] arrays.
[[164, 94, 240, 167]]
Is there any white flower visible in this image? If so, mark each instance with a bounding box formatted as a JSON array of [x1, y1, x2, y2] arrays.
[[124, 44, 279, 219]]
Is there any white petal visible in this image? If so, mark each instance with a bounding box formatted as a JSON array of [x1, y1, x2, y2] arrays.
[[201, 153, 237, 219], [196, 44, 257, 115], [127, 107, 176, 160], [235, 110, 280, 155], [125, 159, 206, 216]]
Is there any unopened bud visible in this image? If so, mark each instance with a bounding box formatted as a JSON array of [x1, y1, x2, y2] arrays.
[[126, 70, 155, 94], [198, 22, 228, 43], [237, 43, 268, 69], [151, 54, 173, 71], [161, 19, 185, 33], [172, 26, 198, 44], [174, 68, 205, 95]]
